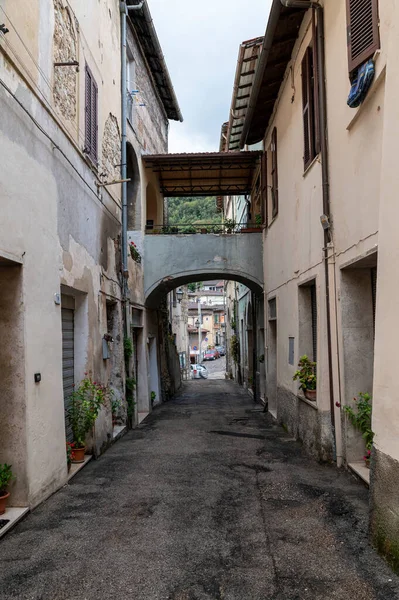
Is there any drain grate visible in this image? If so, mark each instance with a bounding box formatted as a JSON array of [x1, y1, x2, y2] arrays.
[[0, 519, 10, 530], [209, 430, 265, 440]]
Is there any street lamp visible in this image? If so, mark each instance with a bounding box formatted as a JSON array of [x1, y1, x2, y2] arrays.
[[176, 288, 184, 303]]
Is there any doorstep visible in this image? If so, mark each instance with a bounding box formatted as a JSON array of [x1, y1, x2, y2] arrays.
[[0, 506, 29, 539], [67, 455, 93, 482], [348, 461, 370, 486], [138, 411, 149, 424], [112, 424, 126, 440]]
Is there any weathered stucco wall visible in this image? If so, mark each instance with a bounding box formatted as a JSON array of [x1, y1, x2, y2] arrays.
[[0, 0, 124, 507]]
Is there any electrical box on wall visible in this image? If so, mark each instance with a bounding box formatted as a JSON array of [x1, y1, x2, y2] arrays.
[[102, 338, 110, 360]]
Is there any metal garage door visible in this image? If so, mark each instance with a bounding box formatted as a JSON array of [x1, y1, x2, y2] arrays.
[[62, 303, 74, 442]]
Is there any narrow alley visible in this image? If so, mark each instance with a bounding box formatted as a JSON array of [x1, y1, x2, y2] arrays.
[[0, 381, 397, 600]]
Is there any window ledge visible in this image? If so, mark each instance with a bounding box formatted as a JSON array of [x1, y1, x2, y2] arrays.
[[348, 461, 370, 486], [298, 393, 318, 410], [303, 154, 320, 178], [346, 63, 386, 132]]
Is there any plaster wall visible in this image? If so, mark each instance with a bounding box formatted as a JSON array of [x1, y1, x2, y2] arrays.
[[0, 0, 124, 506]]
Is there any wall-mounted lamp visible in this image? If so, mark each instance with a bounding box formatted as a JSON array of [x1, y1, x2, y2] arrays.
[[0, 24, 9, 34], [176, 288, 184, 303]]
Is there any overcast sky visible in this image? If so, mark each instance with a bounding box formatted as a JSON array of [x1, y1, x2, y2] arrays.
[[147, 0, 272, 153]]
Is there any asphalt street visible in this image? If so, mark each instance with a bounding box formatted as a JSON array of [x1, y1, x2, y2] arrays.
[[202, 356, 226, 379], [0, 380, 398, 599]]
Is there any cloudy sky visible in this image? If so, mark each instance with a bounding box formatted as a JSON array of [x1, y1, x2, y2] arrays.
[[147, 0, 271, 153]]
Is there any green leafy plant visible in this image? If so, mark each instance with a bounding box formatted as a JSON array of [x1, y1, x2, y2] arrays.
[[343, 392, 374, 452], [224, 218, 236, 232], [0, 464, 14, 496], [212, 225, 223, 234], [255, 214, 262, 227], [66, 442, 75, 466], [126, 377, 136, 426], [111, 396, 121, 415], [151, 391, 157, 405], [293, 355, 316, 391], [181, 225, 197, 234], [66, 376, 108, 448], [124, 337, 133, 363], [231, 334, 240, 363], [129, 241, 141, 264]]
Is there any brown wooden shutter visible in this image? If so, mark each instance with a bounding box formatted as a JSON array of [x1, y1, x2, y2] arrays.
[[312, 9, 320, 155], [271, 127, 278, 218], [85, 65, 98, 164], [302, 47, 315, 170], [261, 151, 268, 225], [91, 78, 98, 163], [85, 65, 92, 156], [346, 0, 380, 73]]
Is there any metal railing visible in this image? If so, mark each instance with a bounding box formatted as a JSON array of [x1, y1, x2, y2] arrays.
[[145, 221, 264, 235]]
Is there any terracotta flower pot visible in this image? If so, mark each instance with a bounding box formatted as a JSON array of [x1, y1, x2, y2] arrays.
[[365, 459, 370, 469], [71, 446, 86, 464], [305, 389, 317, 402], [0, 492, 10, 515]]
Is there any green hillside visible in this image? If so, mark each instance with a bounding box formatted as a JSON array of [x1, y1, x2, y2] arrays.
[[167, 197, 222, 225]]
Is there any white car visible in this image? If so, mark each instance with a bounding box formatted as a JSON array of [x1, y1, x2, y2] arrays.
[[190, 364, 209, 379]]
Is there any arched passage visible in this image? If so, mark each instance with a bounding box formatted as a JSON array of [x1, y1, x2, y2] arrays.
[[127, 143, 141, 231], [144, 232, 264, 308]]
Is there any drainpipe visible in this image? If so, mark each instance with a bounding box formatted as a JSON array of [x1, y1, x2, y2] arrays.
[[281, 0, 341, 464], [120, 1, 144, 336]]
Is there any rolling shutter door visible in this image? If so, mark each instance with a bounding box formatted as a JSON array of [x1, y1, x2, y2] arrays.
[[62, 306, 74, 441]]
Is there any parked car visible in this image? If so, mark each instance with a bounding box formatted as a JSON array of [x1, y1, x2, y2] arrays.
[[203, 349, 219, 361], [215, 345, 226, 356], [190, 364, 209, 379]]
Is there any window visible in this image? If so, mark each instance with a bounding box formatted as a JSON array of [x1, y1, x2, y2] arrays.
[[269, 127, 278, 219], [85, 65, 98, 164], [346, 0, 380, 73], [214, 313, 220, 324], [261, 151, 268, 225], [302, 46, 319, 171]]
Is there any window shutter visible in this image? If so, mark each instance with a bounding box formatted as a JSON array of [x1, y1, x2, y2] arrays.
[[85, 66, 92, 156], [347, 0, 380, 73], [371, 266, 377, 337], [261, 151, 268, 225], [271, 127, 278, 218], [302, 47, 315, 170], [85, 64, 98, 165], [91, 78, 98, 163], [312, 9, 320, 155]]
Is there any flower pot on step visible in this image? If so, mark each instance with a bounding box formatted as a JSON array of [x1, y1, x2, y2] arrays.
[[305, 389, 317, 401], [71, 446, 86, 463], [0, 492, 10, 515]]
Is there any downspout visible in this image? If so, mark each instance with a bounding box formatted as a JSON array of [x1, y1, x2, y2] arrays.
[[120, 1, 144, 337], [281, 0, 340, 463]]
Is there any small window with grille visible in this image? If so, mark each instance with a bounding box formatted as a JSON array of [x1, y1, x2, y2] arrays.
[[298, 280, 317, 363]]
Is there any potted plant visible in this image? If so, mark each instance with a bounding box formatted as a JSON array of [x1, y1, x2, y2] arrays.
[[241, 214, 263, 233], [66, 443, 75, 472], [200, 227, 208, 234], [0, 464, 14, 515], [224, 218, 236, 234], [66, 375, 108, 463], [111, 394, 121, 428], [293, 355, 317, 401], [129, 241, 141, 264], [343, 392, 374, 468], [151, 391, 156, 406]]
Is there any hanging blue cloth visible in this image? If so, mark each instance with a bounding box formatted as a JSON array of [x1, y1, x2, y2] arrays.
[[347, 59, 375, 108]]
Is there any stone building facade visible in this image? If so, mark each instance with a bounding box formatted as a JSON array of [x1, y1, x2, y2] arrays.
[[0, 0, 181, 513]]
